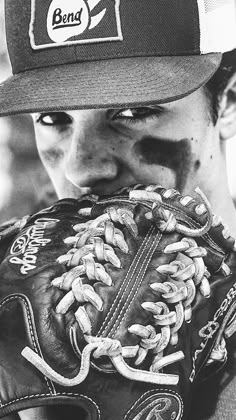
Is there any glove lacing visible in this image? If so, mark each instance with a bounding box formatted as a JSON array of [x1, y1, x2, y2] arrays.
[[21, 186, 235, 387]]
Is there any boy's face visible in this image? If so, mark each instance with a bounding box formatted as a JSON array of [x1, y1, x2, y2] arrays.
[[32, 86, 220, 200]]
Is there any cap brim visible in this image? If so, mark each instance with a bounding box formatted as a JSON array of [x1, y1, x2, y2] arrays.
[[0, 53, 222, 116]]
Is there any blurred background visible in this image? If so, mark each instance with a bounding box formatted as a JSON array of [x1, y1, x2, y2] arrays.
[[0, 0, 235, 224]]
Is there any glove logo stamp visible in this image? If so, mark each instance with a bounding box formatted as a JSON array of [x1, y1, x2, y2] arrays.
[[29, 0, 123, 50], [190, 282, 236, 381], [9, 218, 59, 274], [128, 392, 183, 420]]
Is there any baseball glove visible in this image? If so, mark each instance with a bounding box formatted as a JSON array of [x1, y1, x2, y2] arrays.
[[0, 184, 236, 420]]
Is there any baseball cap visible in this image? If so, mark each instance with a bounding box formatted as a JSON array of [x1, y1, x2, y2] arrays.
[[0, 0, 236, 116]]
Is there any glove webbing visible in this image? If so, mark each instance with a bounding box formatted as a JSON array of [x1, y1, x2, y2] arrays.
[[21, 187, 235, 387]]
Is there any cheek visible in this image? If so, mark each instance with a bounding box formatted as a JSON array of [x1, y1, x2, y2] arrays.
[[194, 160, 201, 171], [34, 127, 68, 173], [133, 136, 193, 191], [42, 164, 63, 194], [44, 166, 75, 199], [34, 125, 48, 150], [34, 139, 66, 196]]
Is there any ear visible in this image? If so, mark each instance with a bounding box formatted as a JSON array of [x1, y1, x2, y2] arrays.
[[219, 72, 236, 141]]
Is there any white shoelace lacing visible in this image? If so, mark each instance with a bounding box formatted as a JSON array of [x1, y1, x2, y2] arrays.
[[21, 186, 235, 386]]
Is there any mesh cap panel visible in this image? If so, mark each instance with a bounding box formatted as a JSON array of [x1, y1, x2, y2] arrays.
[[198, 0, 236, 53]]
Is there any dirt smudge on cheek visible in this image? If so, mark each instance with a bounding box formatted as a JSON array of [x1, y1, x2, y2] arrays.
[[133, 136, 192, 191], [194, 159, 201, 171]]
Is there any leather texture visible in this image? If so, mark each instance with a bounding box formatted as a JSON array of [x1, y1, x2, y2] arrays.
[[0, 185, 236, 420], [189, 336, 236, 420]]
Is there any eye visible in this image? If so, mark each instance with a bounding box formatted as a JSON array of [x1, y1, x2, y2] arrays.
[[35, 112, 73, 127], [112, 107, 163, 124]]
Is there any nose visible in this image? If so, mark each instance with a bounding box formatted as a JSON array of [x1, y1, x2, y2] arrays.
[[64, 120, 119, 192]]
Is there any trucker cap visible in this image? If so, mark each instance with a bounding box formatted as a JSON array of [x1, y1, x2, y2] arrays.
[[0, 0, 235, 116]]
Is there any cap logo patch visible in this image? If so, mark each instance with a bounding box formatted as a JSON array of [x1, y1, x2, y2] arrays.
[[29, 0, 123, 50]]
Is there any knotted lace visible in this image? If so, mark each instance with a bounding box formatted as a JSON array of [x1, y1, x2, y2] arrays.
[[22, 186, 234, 387]]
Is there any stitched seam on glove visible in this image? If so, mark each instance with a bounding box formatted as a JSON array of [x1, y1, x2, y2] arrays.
[[0, 392, 100, 417], [98, 226, 156, 336], [109, 228, 162, 338]]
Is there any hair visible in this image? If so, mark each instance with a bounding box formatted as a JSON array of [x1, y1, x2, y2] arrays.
[[205, 50, 236, 124]]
